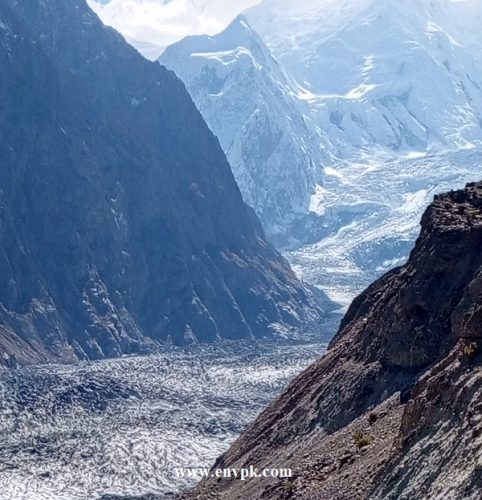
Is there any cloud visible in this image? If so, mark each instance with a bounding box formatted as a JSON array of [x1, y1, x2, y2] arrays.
[[88, 0, 262, 58]]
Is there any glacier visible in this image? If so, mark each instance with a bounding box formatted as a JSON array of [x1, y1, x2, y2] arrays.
[[287, 148, 482, 307], [2, 2, 481, 498], [0, 338, 334, 499]]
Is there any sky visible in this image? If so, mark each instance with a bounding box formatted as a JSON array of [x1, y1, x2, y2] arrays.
[[87, 0, 262, 59]]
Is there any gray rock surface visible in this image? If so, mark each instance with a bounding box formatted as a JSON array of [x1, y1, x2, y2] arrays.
[[0, 0, 324, 365]]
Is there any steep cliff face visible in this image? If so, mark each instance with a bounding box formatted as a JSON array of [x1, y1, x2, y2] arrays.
[[0, 0, 324, 366], [184, 183, 482, 499]]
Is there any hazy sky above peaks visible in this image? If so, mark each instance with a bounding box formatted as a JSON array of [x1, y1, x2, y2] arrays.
[[88, 0, 261, 59]]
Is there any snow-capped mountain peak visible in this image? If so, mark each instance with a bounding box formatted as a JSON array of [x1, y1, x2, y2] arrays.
[[160, 16, 324, 246], [160, 0, 482, 305]]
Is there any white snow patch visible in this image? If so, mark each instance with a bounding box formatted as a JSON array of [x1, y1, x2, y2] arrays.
[[324, 166, 344, 179], [309, 184, 328, 215], [405, 151, 427, 159], [191, 47, 262, 70]]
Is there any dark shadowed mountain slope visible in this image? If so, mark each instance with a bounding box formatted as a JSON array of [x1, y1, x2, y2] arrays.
[[182, 182, 482, 499], [0, 0, 325, 366]]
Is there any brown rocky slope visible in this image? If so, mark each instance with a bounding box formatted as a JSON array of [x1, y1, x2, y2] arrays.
[[182, 182, 482, 499]]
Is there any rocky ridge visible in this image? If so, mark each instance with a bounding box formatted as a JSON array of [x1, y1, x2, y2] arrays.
[[181, 182, 482, 499]]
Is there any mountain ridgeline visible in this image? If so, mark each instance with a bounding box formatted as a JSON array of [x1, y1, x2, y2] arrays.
[[183, 183, 482, 499], [0, 0, 324, 366]]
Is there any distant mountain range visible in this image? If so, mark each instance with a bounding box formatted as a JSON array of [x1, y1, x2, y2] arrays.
[[0, 0, 325, 366]]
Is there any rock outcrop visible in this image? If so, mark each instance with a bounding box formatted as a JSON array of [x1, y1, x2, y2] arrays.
[[182, 182, 482, 499], [0, 0, 325, 366]]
